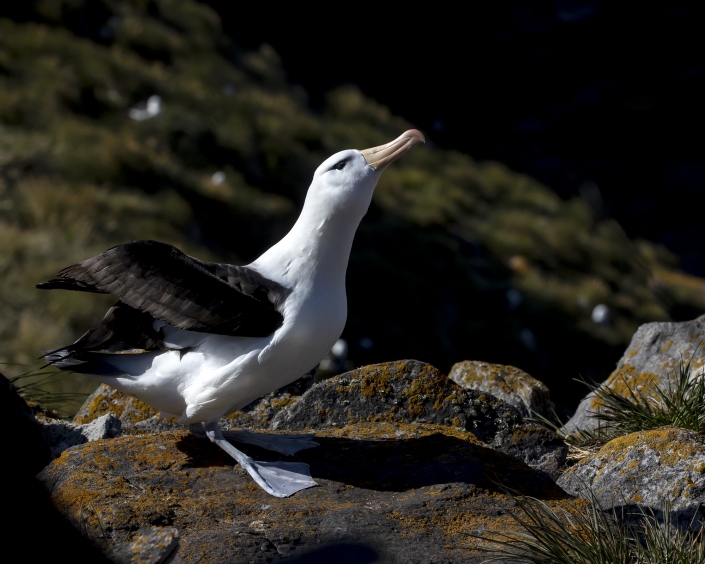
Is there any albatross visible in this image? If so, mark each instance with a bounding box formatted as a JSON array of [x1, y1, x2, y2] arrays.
[[37, 130, 425, 497]]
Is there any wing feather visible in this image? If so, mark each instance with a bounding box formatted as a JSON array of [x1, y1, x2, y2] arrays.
[[36, 240, 288, 337]]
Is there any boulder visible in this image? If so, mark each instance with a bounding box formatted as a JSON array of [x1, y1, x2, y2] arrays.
[[557, 427, 705, 527], [491, 425, 568, 479], [38, 422, 569, 563], [449, 360, 552, 418], [74, 384, 162, 426], [563, 316, 705, 434], [272, 360, 523, 443], [0, 374, 112, 562], [40, 414, 123, 458]]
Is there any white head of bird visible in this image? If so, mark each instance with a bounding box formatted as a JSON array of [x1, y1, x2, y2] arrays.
[[255, 129, 425, 283], [308, 129, 425, 222]]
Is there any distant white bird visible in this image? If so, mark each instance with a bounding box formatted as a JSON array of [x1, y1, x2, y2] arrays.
[[591, 303, 610, 325], [128, 95, 162, 121], [210, 171, 227, 185], [38, 130, 425, 497]]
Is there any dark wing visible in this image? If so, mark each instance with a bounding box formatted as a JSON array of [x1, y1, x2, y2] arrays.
[[36, 240, 289, 337], [42, 301, 165, 374]]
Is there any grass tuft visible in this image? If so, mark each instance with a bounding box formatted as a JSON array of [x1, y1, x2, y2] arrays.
[[477, 491, 705, 563], [589, 357, 705, 439], [531, 356, 705, 452], [4, 363, 88, 418]]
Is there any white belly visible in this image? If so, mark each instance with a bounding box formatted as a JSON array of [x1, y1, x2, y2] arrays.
[[98, 301, 345, 424]]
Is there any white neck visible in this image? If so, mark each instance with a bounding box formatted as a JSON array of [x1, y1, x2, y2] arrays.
[[249, 187, 372, 292]]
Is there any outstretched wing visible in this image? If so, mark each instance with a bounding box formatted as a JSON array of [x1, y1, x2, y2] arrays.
[[36, 240, 289, 337]]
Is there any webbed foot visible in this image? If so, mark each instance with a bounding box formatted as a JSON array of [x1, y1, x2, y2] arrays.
[[201, 422, 318, 497]]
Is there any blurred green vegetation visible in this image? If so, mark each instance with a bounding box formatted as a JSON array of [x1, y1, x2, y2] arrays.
[[1, 0, 704, 410]]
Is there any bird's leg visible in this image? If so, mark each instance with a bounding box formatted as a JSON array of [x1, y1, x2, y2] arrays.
[[202, 422, 318, 498], [188, 423, 207, 438], [220, 429, 319, 456]]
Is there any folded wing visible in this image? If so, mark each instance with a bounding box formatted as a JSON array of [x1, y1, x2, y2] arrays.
[[36, 240, 289, 337]]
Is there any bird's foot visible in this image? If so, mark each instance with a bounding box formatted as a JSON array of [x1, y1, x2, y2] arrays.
[[221, 429, 319, 456], [202, 422, 318, 497], [237, 459, 318, 498]]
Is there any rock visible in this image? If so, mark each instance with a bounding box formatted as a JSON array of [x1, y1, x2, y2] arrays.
[[563, 316, 705, 434], [106, 527, 179, 564], [38, 422, 569, 563], [449, 360, 552, 418], [41, 419, 89, 458], [272, 360, 523, 444], [0, 374, 111, 562], [74, 384, 163, 426], [41, 414, 123, 458], [491, 425, 568, 478], [557, 427, 705, 527], [0, 373, 52, 475], [79, 413, 123, 442]]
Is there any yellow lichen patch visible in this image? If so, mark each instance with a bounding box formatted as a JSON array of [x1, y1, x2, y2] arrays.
[[315, 421, 484, 445], [662, 340, 674, 353], [270, 397, 296, 410], [598, 428, 705, 468], [507, 424, 547, 443], [401, 366, 453, 418], [360, 371, 391, 398], [590, 365, 660, 410], [449, 361, 548, 404], [73, 384, 158, 424]]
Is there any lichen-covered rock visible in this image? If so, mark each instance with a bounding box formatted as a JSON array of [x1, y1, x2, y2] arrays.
[[563, 316, 705, 434], [491, 425, 568, 478], [38, 422, 569, 563], [557, 427, 705, 526], [449, 360, 551, 417], [74, 384, 162, 426], [272, 360, 523, 443], [106, 527, 179, 564], [40, 414, 123, 458]]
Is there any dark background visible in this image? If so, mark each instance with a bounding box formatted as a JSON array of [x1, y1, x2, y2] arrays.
[[1, 0, 703, 413], [208, 0, 705, 276]]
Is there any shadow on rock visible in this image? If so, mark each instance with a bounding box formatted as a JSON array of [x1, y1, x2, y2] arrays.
[[281, 543, 379, 564], [176, 430, 567, 499]]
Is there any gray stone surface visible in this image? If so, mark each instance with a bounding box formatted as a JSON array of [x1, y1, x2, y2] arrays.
[[449, 360, 551, 418], [563, 316, 705, 434], [79, 413, 123, 442], [40, 414, 123, 458], [38, 423, 568, 564], [272, 360, 523, 444], [557, 427, 705, 527], [491, 425, 568, 478], [106, 527, 179, 564]]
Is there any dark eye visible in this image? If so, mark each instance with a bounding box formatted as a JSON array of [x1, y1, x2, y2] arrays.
[[332, 161, 346, 170]]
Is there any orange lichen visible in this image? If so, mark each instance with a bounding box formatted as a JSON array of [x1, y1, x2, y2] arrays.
[[360, 371, 391, 398], [73, 384, 158, 425], [597, 428, 705, 468], [590, 365, 661, 410]]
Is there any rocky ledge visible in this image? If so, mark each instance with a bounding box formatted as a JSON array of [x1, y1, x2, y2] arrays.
[[12, 317, 705, 562], [39, 423, 567, 563]]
